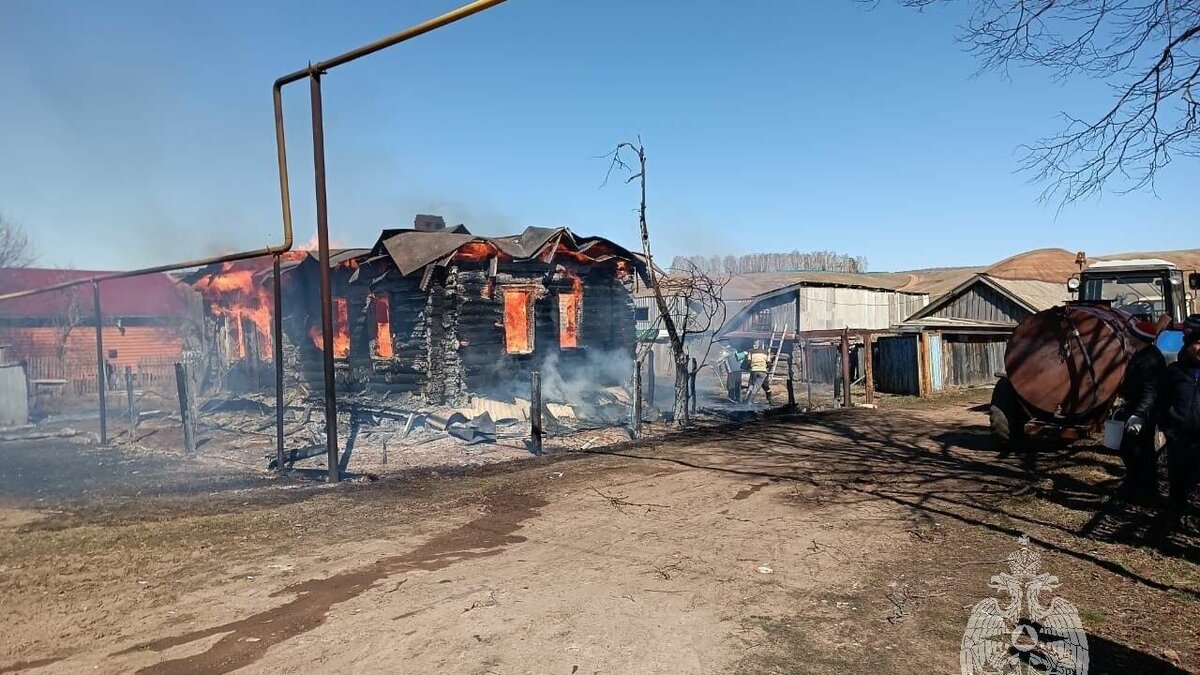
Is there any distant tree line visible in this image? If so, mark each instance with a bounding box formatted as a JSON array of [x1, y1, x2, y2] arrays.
[[669, 250, 868, 276]]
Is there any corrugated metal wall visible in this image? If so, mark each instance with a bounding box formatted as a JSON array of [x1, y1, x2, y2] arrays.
[[730, 287, 928, 334], [0, 363, 29, 426], [876, 334, 919, 395], [634, 295, 688, 334], [927, 283, 1029, 323], [942, 334, 1006, 387]]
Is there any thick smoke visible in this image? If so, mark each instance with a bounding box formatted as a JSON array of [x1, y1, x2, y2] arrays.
[[477, 348, 635, 421], [537, 348, 633, 404]]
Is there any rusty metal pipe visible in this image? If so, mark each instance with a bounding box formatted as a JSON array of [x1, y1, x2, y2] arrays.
[[273, 254, 285, 472], [274, 0, 508, 89], [0, 0, 503, 307], [310, 73, 339, 484]]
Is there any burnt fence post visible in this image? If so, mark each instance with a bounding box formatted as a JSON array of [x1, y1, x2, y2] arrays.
[[124, 366, 136, 443], [631, 360, 643, 440], [92, 280, 108, 445], [175, 362, 196, 455], [786, 349, 796, 408], [530, 370, 542, 455]]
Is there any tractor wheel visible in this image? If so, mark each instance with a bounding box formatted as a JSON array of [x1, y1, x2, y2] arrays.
[[990, 378, 1029, 450]]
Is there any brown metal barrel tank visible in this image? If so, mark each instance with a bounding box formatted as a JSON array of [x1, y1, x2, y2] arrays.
[[1004, 304, 1133, 420]]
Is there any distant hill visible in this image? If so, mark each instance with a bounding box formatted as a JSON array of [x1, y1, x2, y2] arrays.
[[891, 247, 1200, 299]]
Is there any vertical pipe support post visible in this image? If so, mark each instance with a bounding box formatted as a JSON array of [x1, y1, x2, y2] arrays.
[[310, 71, 340, 483], [272, 254, 286, 472]]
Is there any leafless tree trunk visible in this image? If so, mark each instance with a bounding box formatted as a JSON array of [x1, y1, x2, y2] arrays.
[[896, 0, 1200, 203], [604, 140, 726, 427], [53, 286, 84, 361]]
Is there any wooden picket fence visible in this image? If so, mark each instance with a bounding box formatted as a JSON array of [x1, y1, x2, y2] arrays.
[[25, 355, 194, 398]]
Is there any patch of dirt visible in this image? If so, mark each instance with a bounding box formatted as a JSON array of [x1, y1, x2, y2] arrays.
[[1, 390, 1196, 674]]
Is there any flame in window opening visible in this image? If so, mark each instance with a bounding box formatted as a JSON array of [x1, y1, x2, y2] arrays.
[[307, 297, 351, 359], [333, 298, 350, 358], [503, 288, 533, 354], [559, 272, 583, 349], [374, 295, 393, 359]]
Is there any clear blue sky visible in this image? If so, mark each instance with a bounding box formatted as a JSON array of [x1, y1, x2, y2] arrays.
[[1, 0, 1196, 273]]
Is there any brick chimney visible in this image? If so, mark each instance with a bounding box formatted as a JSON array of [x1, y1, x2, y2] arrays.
[[413, 214, 447, 232]]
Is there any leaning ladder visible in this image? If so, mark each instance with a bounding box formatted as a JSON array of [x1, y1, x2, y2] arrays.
[[767, 324, 790, 382]]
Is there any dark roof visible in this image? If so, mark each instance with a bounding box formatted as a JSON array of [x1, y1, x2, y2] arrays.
[[0, 268, 190, 319], [378, 226, 643, 276]]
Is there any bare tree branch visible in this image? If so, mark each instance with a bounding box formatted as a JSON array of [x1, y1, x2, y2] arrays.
[[603, 138, 713, 426], [894, 0, 1200, 202], [0, 213, 37, 268]]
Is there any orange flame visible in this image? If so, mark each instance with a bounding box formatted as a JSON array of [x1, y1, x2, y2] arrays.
[[334, 298, 350, 358], [559, 272, 583, 349], [309, 299, 351, 358], [453, 241, 503, 264], [193, 261, 274, 359], [374, 295, 393, 359], [503, 288, 533, 354]]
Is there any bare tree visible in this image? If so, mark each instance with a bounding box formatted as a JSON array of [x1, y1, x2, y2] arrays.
[[898, 0, 1200, 202], [639, 262, 729, 413], [52, 285, 85, 361], [604, 139, 726, 426], [0, 214, 37, 268]]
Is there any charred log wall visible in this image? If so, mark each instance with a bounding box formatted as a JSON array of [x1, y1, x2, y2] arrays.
[[453, 263, 635, 399], [284, 259, 636, 406], [357, 273, 428, 395]]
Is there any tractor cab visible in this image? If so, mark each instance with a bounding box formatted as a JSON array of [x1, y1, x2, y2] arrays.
[[1069, 258, 1198, 363], [1068, 259, 1193, 322]]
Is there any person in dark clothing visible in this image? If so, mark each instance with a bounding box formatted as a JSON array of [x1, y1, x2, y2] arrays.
[[1156, 314, 1200, 533], [1117, 317, 1166, 500]]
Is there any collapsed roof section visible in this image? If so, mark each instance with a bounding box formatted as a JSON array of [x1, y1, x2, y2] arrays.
[[369, 226, 647, 279]]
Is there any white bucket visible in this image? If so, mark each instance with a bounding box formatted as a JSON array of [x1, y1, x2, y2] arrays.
[[1102, 419, 1125, 450]]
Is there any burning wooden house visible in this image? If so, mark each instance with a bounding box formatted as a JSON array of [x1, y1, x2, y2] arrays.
[[189, 219, 643, 406]]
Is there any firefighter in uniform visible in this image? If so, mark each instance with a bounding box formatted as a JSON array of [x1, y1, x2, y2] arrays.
[[1118, 317, 1166, 501], [1156, 314, 1200, 534], [743, 342, 772, 404]]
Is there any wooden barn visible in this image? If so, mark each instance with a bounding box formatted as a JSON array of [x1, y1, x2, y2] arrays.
[[897, 273, 1069, 388]]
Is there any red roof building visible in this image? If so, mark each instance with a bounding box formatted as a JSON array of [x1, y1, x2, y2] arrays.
[[0, 268, 195, 389]]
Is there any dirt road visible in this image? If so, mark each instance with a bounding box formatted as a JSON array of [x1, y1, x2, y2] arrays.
[[1, 393, 1197, 674]]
